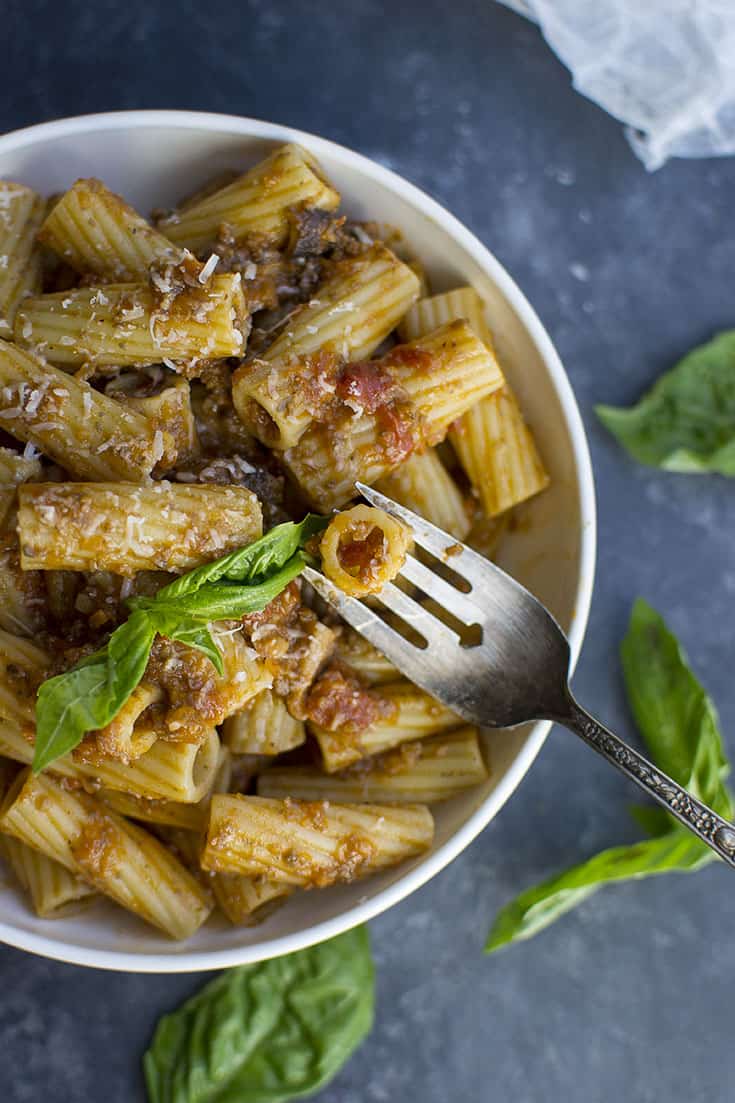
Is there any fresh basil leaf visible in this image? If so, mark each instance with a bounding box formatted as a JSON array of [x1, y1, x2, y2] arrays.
[[157, 555, 310, 623], [33, 614, 158, 773], [156, 515, 327, 602], [628, 804, 675, 837], [107, 611, 158, 705], [143, 926, 374, 1103], [33, 655, 112, 772], [163, 621, 224, 677], [621, 598, 732, 816], [596, 331, 735, 473], [34, 520, 323, 773], [486, 831, 713, 953]]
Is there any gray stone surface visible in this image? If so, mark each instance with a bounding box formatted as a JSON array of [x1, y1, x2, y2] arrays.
[[2, 2, 734, 1100]]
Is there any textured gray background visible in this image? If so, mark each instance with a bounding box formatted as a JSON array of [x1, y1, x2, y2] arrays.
[[2, 2, 734, 1100]]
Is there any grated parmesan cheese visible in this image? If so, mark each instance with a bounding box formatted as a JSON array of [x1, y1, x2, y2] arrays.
[[152, 429, 164, 464], [198, 254, 220, 284]]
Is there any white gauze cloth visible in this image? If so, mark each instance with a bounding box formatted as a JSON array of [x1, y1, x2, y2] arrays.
[[500, 0, 735, 170]]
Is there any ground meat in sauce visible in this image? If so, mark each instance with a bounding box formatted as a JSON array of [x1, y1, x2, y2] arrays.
[[330, 357, 419, 463], [282, 796, 329, 830], [142, 636, 238, 740], [173, 452, 287, 528], [241, 581, 302, 639], [286, 209, 349, 258], [337, 524, 386, 585], [239, 581, 337, 706], [302, 662, 396, 733], [330, 832, 377, 885], [148, 251, 205, 315], [334, 359, 400, 414], [71, 813, 123, 881], [204, 224, 330, 318], [375, 401, 418, 463]]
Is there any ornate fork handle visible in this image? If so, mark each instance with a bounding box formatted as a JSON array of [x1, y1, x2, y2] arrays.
[[560, 696, 735, 868]]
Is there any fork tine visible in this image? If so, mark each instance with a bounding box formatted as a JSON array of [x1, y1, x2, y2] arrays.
[[375, 580, 458, 645], [399, 554, 481, 626], [303, 566, 429, 681], [356, 481, 492, 589]]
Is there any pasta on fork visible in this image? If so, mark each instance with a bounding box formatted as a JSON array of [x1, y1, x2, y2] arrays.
[[0, 144, 548, 938]]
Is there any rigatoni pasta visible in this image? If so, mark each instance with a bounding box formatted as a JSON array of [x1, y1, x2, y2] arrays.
[[202, 794, 434, 887], [0, 341, 172, 481], [0, 833, 97, 918], [451, 387, 550, 516], [310, 681, 462, 772], [0, 717, 221, 803], [0, 183, 44, 337], [375, 449, 471, 540], [158, 144, 341, 253], [283, 320, 504, 510], [115, 377, 198, 467], [0, 769, 212, 938], [38, 177, 185, 281], [399, 285, 549, 515], [0, 146, 549, 940], [222, 689, 305, 756], [334, 630, 399, 685], [258, 727, 488, 803], [15, 274, 248, 372], [232, 244, 421, 447], [211, 873, 293, 927], [17, 482, 262, 574], [320, 505, 411, 596], [0, 445, 42, 486]]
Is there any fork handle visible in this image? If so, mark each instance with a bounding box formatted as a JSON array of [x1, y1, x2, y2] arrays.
[[561, 696, 735, 868]]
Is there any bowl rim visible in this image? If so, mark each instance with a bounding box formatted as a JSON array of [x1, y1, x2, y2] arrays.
[[0, 109, 596, 972]]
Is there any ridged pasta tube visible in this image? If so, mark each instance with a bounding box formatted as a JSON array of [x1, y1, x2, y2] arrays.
[[258, 727, 488, 804], [0, 183, 44, 337], [18, 481, 262, 575], [232, 244, 421, 448], [202, 794, 434, 887], [0, 341, 173, 481], [158, 144, 341, 253], [15, 275, 247, 370], [0, 769, 212, 938]]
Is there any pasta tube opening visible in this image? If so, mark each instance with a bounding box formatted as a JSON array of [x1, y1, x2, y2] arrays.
[[320, 505, 411, 596]]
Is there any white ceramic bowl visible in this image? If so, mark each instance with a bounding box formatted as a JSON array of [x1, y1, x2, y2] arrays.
[[0, 111, 595, 971]]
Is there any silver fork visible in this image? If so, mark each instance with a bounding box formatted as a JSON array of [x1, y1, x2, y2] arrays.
[[304, 482, 735, 868]]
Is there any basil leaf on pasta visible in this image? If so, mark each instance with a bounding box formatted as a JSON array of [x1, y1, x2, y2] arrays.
[[33, 614, 157, 773], [33, 517, 326, 772], [156, 515, 327, 601]]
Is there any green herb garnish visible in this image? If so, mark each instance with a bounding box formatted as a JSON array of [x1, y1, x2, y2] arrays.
[[486, 599, 733, 953], [597, 331, 735, 473], [143, 926, 374, 1103], [33, 514, 327, 773]]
